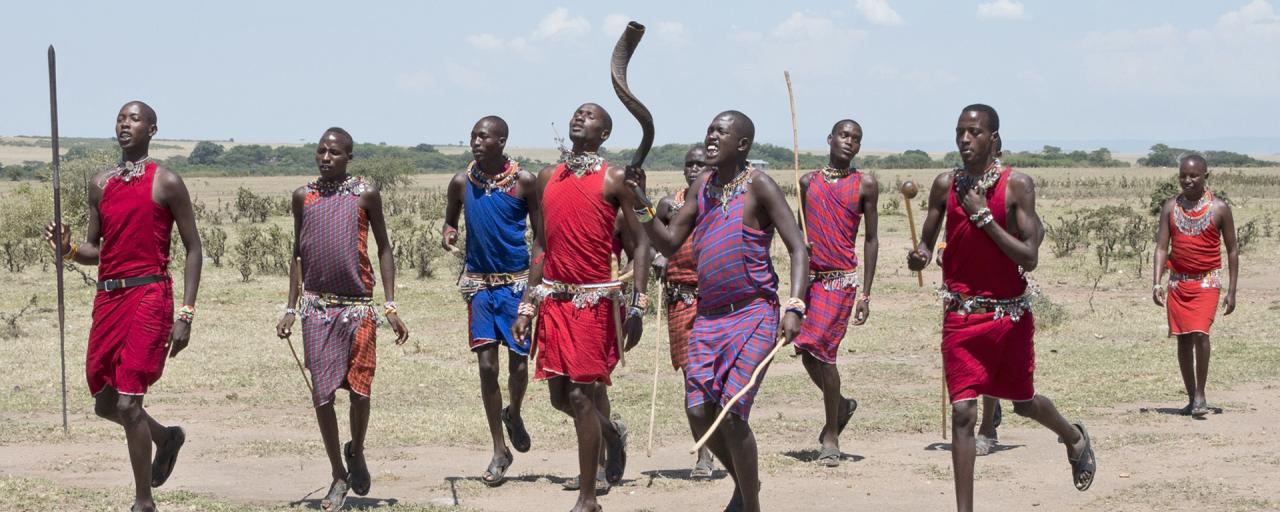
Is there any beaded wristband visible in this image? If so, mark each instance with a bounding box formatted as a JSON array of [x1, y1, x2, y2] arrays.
[[974, 212, 995, 228], [62, 242, 78, 261], [857, 294, 871, 305], [517, 301, 537, 317], [283, 307, 297, 317], [631, 291, 649, 311], [177, 304, 195, 323], [634, 206, 656, 224], [968, 207, 991, 224], [383, 301, 399, 316], [784, 297, 807, 317]]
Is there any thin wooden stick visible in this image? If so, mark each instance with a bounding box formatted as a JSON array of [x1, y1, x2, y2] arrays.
[[288, 257, 314, 396], [941, 372, 948, 441], [646, 282, 666, 457], [783, 71, 806, 239], [902, 191, 924, 287], [690, 338, 788, 454]]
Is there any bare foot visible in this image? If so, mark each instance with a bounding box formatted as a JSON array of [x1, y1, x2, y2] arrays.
[[570, 495, 602, 512], [131, 499, 157, 512]]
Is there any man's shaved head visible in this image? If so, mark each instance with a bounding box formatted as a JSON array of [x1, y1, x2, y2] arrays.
[[322, 127, 355, 154], [1179, 153, 1207, 171], [121, 101, 157, 125], [475, 115, 510, 139], [831, 119, 861, 135], [716, 110, 755, 141], [581, 103, 613, 133]]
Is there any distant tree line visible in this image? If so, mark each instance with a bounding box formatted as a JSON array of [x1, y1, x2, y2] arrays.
[[609, 143, 1129, 171], [1138, 144, 1278, 167]]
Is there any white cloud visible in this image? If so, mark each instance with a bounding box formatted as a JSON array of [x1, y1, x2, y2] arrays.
[[446, 62, 489, 91], [465, 34, 504, 51], [1215, 0, 1280, 43], [726, 12, 867, 81], [1079, 24, 1178, 50], [533, 7, 590, 40], [771, 11, 867, 43], [976, 0, 1027, 20], [854, 0, 904, 26], [396, 71, 435, 91]]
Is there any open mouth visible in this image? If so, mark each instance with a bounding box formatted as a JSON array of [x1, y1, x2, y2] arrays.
[[705, 144, 720, 158]]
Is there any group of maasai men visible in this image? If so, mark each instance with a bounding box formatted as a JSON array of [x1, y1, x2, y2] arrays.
[[42, 100, 1239, 512]]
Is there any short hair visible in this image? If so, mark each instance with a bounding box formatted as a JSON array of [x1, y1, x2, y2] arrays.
[[475, 115, 509, 138], [580, 103, 613, 133], [122, 101, 157, 125], [831, 119, 861, 134], [322, 126, 355, 153], [717, 110, 755, 141], [686, 143, 706, 158], [961, 104, 1000, 132], [1179, 153, 1207, 169]]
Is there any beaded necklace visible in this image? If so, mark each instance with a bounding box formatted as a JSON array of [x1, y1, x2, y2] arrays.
[[819, 165, 855, 184], [309, 175, 363, 196], [468, 158, 519, 195], [953, 158, 1002, 195], [705, 164, 754, 212], [107, 156, 153, 183], [1173, 190, 1214, 236], [561, 151, 605, 177]]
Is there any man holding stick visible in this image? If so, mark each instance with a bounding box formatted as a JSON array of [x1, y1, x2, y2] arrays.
[[276, 127, 410, 511], [44, 101, 202, 512], [442, 116, 537, 485], [795, 119, 879, 466], [626, 110, 808, 512], [907, 104, 1095, 511], [653, 144, 716, 477], [512, 103, 649, 512]]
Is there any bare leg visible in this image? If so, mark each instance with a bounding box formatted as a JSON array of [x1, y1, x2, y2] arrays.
[[116, 394, 155, 512], [1011, 395, 1086, 461], [718, 414, 761, 512], [94, 387, 168, 439], [508, 352, 529, 418], [951, 400, 977, 512], [688, 404, 742, 510], [800, 351, 844, 450], [477, 347, 507, 456], [314, 400, 348, 483], [348, 392, 370, 472], [1193, 333, 1211, 408], [1176, 334, 1196, 409], [977, 396, 999, 438], [568, 383, 603, 512]]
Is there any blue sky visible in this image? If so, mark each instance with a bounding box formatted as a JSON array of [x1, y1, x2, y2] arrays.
[[4, 1, 1279, 152]]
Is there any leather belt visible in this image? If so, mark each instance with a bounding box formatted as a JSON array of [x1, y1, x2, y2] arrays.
[[697, 292, 774, 316], [97, 274, 166, 292]]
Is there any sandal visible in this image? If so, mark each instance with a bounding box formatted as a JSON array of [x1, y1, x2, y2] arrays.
[[1066, 423, 1096, 491], [992, 402, 1003, 428], [691, 447, 715, 479], [605, 420, 628, 485], [563, 468, 610, 493], [321, 479, 349, 511], [502, 406, 532, 453], [817, 445, 841, 467], [343, 441, 371, 496], [481, 449, 513, 487], [1178, 403, 1194, 416], [1191, 400, 1209, 418], [151, 426, 185, 488], [975, 433, 999, 456]]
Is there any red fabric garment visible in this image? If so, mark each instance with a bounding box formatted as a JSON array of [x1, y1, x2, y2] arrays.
[[87, 163, 175, 395], [666, 295, 696, 371], [1166, 201, 1223, 336], [943, 310, 1036, 402], [97, 161, 172, 280], [804, 171, 862, 272], [665, 189, 698, 285], [535, 163, 620, 384], [941, 168, 1025, 299], [939, 167, 1036, 403]]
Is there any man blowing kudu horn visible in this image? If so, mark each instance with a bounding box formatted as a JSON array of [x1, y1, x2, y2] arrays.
[[512, 103, 650, 512], [625, 110, 809, 512], [44, 101, 202, 512], [907, 104, 1096, 512]]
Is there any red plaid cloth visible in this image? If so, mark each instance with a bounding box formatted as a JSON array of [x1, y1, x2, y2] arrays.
[[793, 278, 857, 364]]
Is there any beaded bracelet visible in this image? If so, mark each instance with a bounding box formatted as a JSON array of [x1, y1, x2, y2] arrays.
[[282, 307, 297, 317], [968, 207, 991, 224], [634, 206, 656, 224], [177, 304, 195, 323], [383, 301, 399, 316], [784, 297, 807, 317], [62, 242, 78, 261], [974, 212, 995, 228], [857, 294, 871, 305], [631, 291, 649, 311], [517, 301, 537, 317]]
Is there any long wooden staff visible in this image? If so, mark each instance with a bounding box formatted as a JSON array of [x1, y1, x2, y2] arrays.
[[48, 45, 69, 435], [784, 71, 806, 238], [691, 336, 787, 454], [287, 257, 314, 396], [645, 282, 665, 456], [901, 181, 942, 437]]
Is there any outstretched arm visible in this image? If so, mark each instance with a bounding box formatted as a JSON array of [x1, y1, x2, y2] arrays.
[[363, 186, 409, 345], [1152, 199, 1173, 306], [907, 172, 952, 270], [1219, 200, 1239, 315]]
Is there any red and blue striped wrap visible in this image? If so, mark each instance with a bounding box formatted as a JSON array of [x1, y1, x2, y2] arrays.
[[794, 172, 863, 364]]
